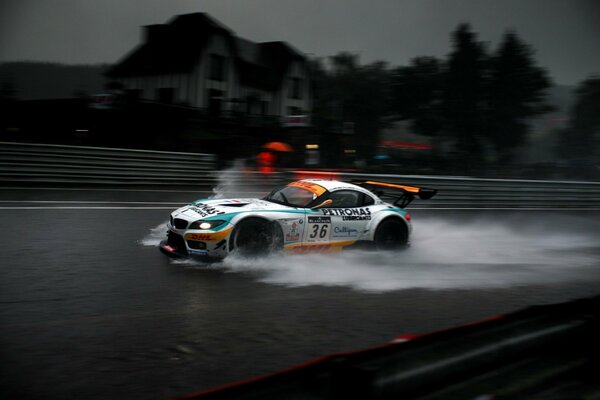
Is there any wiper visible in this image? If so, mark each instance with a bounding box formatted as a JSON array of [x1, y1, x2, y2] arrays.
[[263, 197, 286, 206], [280, 192, 289, 204]]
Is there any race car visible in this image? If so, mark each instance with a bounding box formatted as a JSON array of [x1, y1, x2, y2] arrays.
[[159, 179, 436, 259]]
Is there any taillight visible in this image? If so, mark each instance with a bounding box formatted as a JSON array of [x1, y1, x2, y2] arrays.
[[405, 213, 411, 221]]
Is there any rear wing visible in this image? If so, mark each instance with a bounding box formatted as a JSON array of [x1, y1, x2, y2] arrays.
[[352, 180, 437, 208]]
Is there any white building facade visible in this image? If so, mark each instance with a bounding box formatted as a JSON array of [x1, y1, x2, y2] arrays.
[[108, 13, 311, 124]]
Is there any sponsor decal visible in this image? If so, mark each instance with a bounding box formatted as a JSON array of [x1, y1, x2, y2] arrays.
[[189, 203, 226, 217], [288, 181, 327, 196], [308, 216, 331, 224], [321, 208, 371, 216], [185, 227, 232, 242], [281, 219, 302, 243], [342, 215, 371, 221], [185, 233, 216, 241], [286, 233, 300, 242], [306, 216, 331, 242], [333, 226, 359, 237], [285, 221, 301, 242]]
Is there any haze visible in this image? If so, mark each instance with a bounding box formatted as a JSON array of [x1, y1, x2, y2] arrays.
[[0, 0, 598, 85]]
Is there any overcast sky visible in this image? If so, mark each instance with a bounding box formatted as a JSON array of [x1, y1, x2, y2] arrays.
[[0, 0, 598, 85]]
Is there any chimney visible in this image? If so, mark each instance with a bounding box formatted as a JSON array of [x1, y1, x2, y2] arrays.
[[144, 24, 169, 43]]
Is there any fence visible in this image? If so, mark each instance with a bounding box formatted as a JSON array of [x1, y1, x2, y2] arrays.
[[1, 142, 599, 208], [290, 170, 600, 209], [0, 141, 217, 186]]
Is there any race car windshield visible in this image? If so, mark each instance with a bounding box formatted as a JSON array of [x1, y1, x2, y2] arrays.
[[264, 186, 317, 207]]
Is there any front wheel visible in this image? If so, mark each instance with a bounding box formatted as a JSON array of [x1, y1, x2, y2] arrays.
[[229, 218, 283, 256], [374, 219, 408, 250]]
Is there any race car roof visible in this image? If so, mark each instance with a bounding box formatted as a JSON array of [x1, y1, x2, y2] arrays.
[[295, 179, 365, 192]]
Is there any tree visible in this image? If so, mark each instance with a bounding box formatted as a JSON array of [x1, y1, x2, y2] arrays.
[[0, 81, 17, 103], [442, 24, 489, 172], [390, 24, 553, 174], [311, 52, 393, 161], [391, 56, 444, 137], [486, 31, 553, 162], [559, 76, 600, 159]]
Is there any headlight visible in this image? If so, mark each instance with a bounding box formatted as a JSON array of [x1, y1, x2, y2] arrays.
[[188, 219, 226, 230]]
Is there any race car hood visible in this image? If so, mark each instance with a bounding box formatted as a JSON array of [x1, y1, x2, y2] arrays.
[[172, 198, 292, 222]]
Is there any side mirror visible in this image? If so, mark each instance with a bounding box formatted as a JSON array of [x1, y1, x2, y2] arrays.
[[311, 199, 333, 209]]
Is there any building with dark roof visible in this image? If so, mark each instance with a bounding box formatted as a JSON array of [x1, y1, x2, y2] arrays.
[[107, 13, 311, 124]]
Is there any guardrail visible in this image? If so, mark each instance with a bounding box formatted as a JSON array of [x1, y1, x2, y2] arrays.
[[1, 142, 599, 208], [0, 141, 217, 186], [290, 170, 600, 209]]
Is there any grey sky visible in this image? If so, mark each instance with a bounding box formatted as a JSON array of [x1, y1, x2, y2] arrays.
[[0, 0, 598, 85]]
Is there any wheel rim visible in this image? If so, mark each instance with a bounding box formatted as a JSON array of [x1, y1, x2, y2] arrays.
[[233, 221, 273, 255], [376, 221, 406, 250]]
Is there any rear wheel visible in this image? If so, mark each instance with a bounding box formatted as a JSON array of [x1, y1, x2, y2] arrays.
[[229, 218, 283, 256], [374, 219, 408, 250]]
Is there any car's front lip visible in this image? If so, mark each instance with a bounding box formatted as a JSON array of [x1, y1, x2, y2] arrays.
[[160, 239, 222, 261], [159, 240, 187, 258]]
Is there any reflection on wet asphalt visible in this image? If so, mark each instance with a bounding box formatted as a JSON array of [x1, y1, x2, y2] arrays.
[[1, 188, 599, 399]]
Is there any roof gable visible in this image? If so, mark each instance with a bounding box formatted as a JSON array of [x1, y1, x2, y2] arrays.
[[107, 13, 232, 77], [107, 12, 307, 89]]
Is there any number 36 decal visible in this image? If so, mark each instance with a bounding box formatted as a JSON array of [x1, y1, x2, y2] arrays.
[[306, 223, 330, 242]]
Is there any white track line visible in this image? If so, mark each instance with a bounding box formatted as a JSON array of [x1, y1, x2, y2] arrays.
[[0, 187, 266, 193], [0, 200, 186, 205], [409, 207, 600, 211], [0, 206, 176, 210], [0, 206, 597, 211]]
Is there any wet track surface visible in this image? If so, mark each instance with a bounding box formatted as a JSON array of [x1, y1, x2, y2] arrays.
[[1, 187, 600, 399]]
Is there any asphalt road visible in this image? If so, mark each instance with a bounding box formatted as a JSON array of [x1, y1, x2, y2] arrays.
[[1, 186, 599, 399]]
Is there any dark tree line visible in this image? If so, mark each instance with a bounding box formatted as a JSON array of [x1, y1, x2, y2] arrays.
[[312, 24, 554, 173], [311, 52, 392, 160], [558, 76, 600, 162]]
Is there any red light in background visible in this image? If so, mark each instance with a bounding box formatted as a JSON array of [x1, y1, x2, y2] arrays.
[[405, 213, 411, 221]]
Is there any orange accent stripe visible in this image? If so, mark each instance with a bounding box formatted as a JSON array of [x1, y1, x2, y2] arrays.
[[363, 181, 420, 193], [284, 240, 356, 254], [288, 181, 327, 196], [184, 227, 233, 242], [293, 171, 341, 181]]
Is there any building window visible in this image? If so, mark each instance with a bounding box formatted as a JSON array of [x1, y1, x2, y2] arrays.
[[287, 106, 301, 116], [208, 89, 223, 117], [156, 88, 175, 104], [289, 77, 302, 99], [209, 54, 227, 81], [260, 101, 269, 115]]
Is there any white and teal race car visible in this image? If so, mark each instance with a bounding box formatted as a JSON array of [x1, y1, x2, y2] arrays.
[[159, 179, 436, 259]]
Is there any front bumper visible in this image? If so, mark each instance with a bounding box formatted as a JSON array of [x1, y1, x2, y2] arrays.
[[159, 240, 188, 258], [159, 228, 229, 260]]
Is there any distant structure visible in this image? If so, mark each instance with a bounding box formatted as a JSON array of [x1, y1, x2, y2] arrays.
[[107, 13, 311, 126]]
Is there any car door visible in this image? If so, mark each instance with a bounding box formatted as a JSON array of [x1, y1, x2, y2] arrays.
[[306, 189, 374, 244]]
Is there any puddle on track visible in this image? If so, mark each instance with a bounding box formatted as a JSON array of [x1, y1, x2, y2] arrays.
[[141, 216, 600, 292]]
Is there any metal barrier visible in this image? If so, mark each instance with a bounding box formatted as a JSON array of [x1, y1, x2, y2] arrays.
[[1, 142, 599, 208], [290, 170, 600, 209], [0, 141, 217, 186]]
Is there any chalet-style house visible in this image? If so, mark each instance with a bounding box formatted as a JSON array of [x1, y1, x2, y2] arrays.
[[107, 13, 311, 126]]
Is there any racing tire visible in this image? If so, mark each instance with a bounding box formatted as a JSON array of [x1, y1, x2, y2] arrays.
[[229, 218, 283, 256], [374, 218, 408, 250]]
